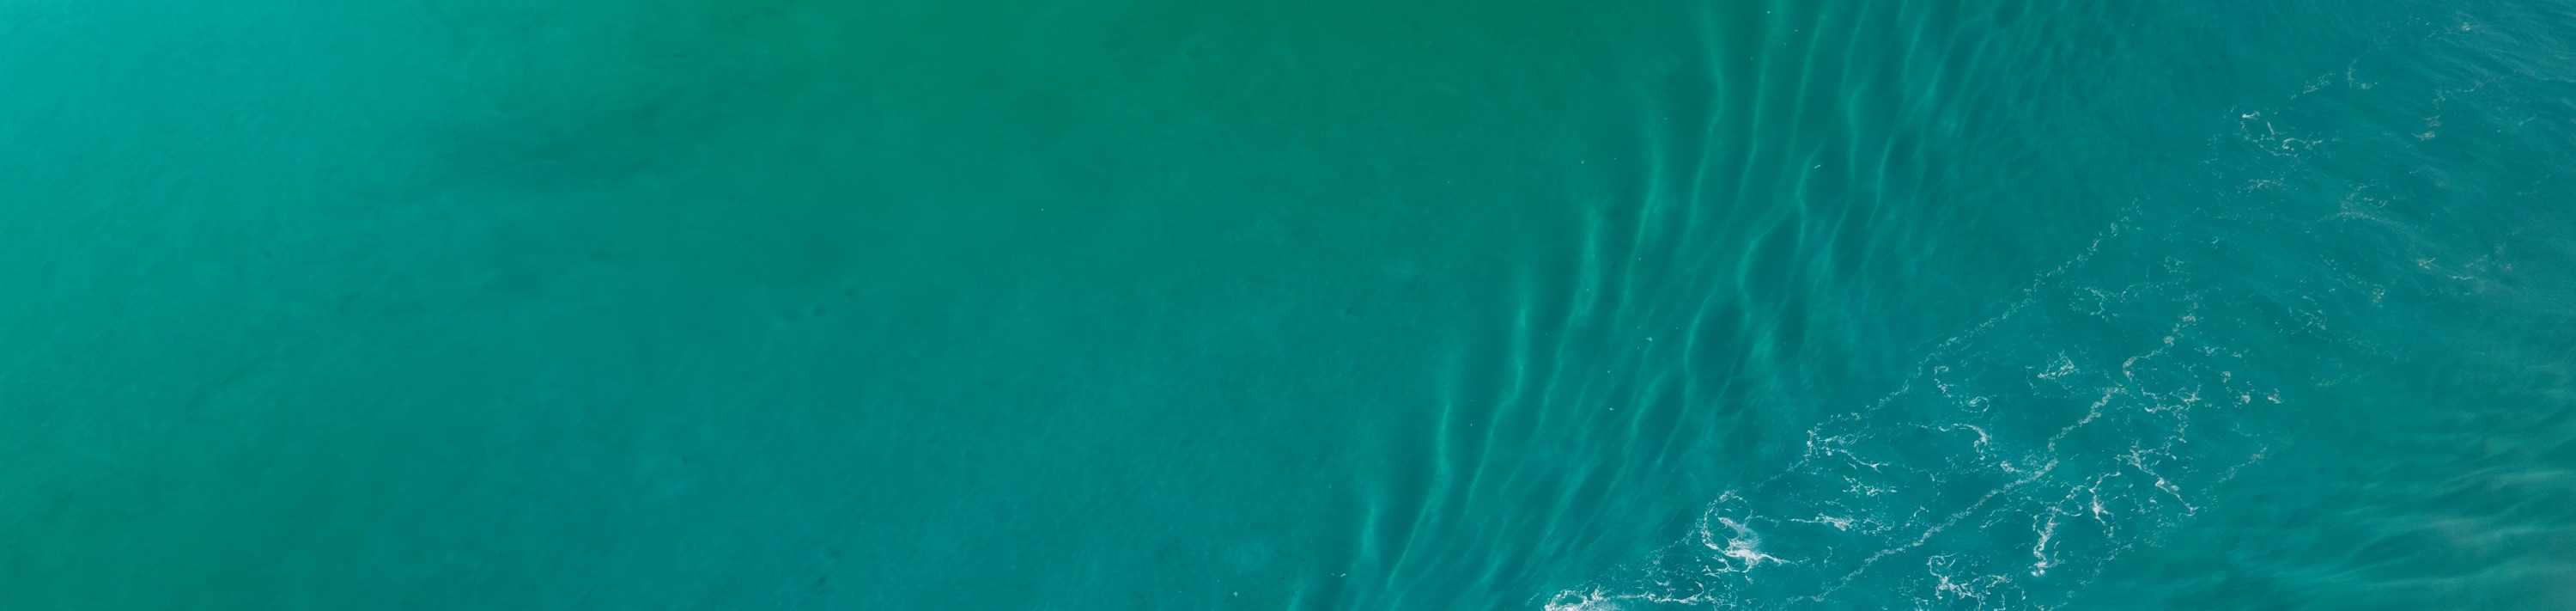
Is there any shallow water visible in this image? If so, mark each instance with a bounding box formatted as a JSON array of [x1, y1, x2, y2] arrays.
[[4, 0, 2573, 608]]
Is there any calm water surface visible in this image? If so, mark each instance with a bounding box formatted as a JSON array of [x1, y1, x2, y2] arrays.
[[3, 0, 2572, 608]]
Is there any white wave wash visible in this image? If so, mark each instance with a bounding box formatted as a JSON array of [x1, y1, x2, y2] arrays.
[[1545, 205, 2274, 609], [1536, 24, 2537, 603]]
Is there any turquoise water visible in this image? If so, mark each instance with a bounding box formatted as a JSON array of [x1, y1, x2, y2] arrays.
[[5, 0, 2574, 608]]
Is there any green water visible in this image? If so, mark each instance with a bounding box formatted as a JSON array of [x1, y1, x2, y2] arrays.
[[5, 0, 2573, 608]]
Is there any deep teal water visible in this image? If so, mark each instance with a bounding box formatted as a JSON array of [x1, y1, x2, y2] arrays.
[[6, 0, 2574, 608]]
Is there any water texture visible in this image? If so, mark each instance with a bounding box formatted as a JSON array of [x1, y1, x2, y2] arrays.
[[3, 0, 2571, 609]]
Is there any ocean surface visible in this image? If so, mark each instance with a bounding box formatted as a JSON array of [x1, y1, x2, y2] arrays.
[[5, 0, 2573, 608]]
